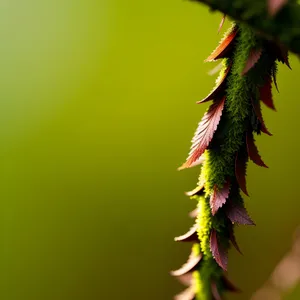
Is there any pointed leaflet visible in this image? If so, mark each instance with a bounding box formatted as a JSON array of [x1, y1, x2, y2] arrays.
[[206, 27, 238, 62], [235, 151, 249, 196], [171, 251, 202, 277], [197, 67, 230, 104], [229, 224, 243, 254], [267, 0, 288, 16], [246, 131, 268, 168], [218, 14, 226, 34], [241, 48, 262, 75], [210, 181, 230, 216], [211, 281, 222, 300], [273, 43, 291, 69], [251, 98, 272, 136], [179, 155, 205, 170], [185, 184, 205, 197], [174, 287, 195, 300], [225, 200, 255, 225], [175, 223, 199, 242], [259, 76, 276, 110], [180, 97, 225, 169], [210, 229, 228, 271], [272, 67, 279, 92]]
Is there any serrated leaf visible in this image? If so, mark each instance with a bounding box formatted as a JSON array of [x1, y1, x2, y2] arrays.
[[174, 287, 195, 300], [197, 67, 231, 104], [235, 151, 249, 196], [210, 229, 228, 271], [251, 98, 272, 136], [175, 223, 199, 242], [259, 76, 276, 110], [246, 132, 268, 168], [274, 43, 292, 69], [225, 200, 255, 225], [178, 155, 205, 171], [206, 27, 237, 62], [241, 48, 262, 75], [211, 281, 222, 300], [218, 14, 226, 33], [229, 225, 242, 254], [210, 181, 230, 216], [180, 97, 226, 169], [267, 0, 288, 16], [171, 251, 202, 277]]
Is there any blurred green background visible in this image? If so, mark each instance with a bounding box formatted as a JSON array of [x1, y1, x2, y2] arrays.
[[0, 0, 299, 299]]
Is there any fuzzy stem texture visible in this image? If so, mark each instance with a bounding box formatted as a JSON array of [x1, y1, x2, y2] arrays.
[[172, 19, 289, 299]]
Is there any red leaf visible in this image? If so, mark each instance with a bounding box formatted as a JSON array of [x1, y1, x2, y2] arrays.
[[218, 14, 226, 33], [251, 98, 272, 136], [210, 181, 230, 216], [178, 155, 205, 170], [210, 229, 228, 271], [197, 67, 231, 104], [273, 43, 292, 69], [267, 0, 288, 16], [235, 151, 249, 196], [229, 225, 242, 254], [259, 76, 276, 110], [241, 48, 262, 75], [171, 251, 202, 277], [225, 200, 255, 225], [206, 27, 237, 62], [211, 281, 222, 300], [175, 223, 199, 242], [174, 287, 195, 300], [221, 276, 241, 293], [246, 132, 268, 168], [180, 97, 226, 169]]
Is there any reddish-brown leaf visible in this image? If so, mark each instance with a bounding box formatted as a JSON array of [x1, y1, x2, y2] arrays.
[[210, 229, 228, 271], [241, 48, 262, 75], [221, 276, 241, 293], [197, 67, 231, 104], [211, 281, 222, 300], [251, 98, 272, 136], [267, 0, 288, 16], [246, 132, 268, 168], [225, 200, 255, 225], [210, 181, 230, 216], [272, 67, 279, 92], [273, 43, 292, 69], [206, 28, 237, 62], [259, 76, 276, 110], [229, 225, 242, 254], [178, 155, 205, 170], [175, 223, 199, 243], [180, 98, 226, 169], [171, 251, 202, 277], [235, 151, 249, 196], [174, 287, 195, 300], [218, 14, 226, 33]]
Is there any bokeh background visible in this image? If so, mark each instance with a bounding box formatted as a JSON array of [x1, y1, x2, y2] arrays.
[[0, 0, 299, 299]]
